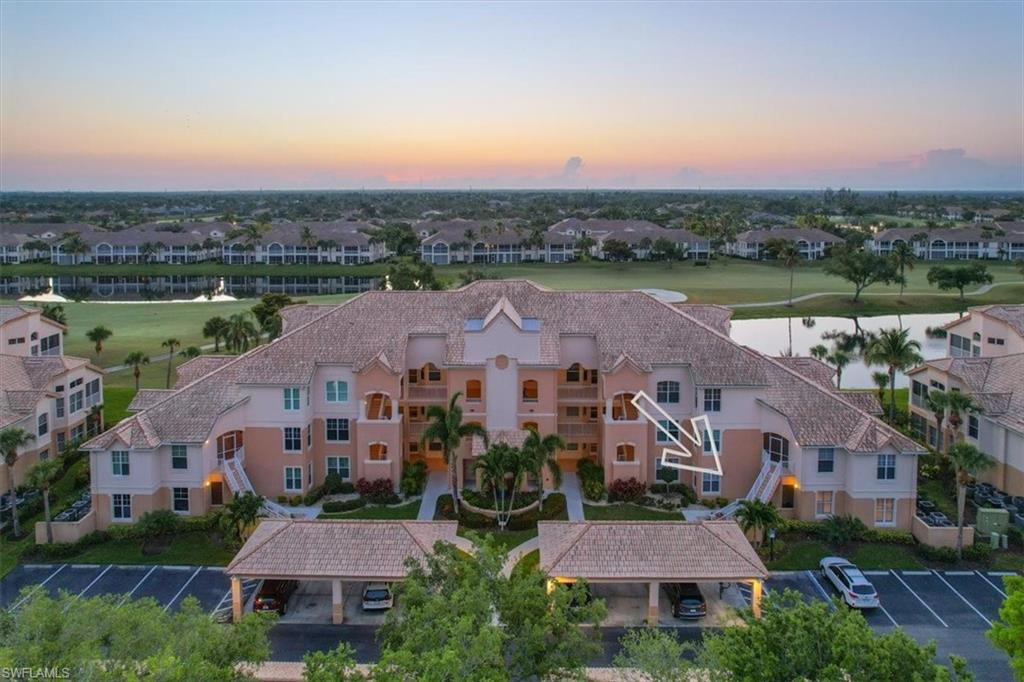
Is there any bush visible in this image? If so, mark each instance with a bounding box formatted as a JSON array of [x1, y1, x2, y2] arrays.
[[577, 459, 604, 484], [303, 485, 326, 506], [276, 495, 287, 504], [582, 479, 606, 502], [461, 488, 540, 511], [323, 473, 345, 495], [608, 478, 646, 503], [863, 528, 915, 545], [339, 481, 356, 494], [288, 495, 303, 506], [667, 482, 698, 505], [322, 498, 367, 513], [135, 509, 183, 539], [656, 467, 677, 484], [915, 543, 957, 563], [962, 542, 992, 562], [356, 478, 396, 504], [821, 515, 869, 546], [648, 482, 668, 495], [400, 461, 428, 497]]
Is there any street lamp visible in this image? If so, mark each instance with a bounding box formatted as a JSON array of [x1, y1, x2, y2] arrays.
[[768, 528, 777, 562]]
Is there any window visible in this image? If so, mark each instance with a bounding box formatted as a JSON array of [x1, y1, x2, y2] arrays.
[[566, 363, 581, 382], [173, 487, 190, 512], [326, 418, 350, 442], [817, 448, 835, 473], [465, 380, 482, 401], [968, 415, 979, 439], [306, 424, 312, 449], [71, 424, 84, 440], [283, 387, 300, 410], [763, 432, 790, 465], [283, 427, 302, 452], [656, 419, 680, 444], [56, 432, 66, 453], [815, 491, 833, 517], [522, 380, 538, 402], [85, 379, 100, 406], [284, 467, 302, 491], [874, 498, 895, 525], [40, 333, 59, 354], [422, 363, 442, 382], [326, 456, 351, 480], [702, 473, 721, 494], [369, 443, 388, 461], [171, 445, 188, 469], [703, 388, 721, 412], [112, 494, 132, 520], [611, 393, 638, 420], [655, 455, 680, 482], [112, 451, 130, 476], [37, 413, 48, 436], [325, 380, 348, 403], [876, 454, 896, 480], [911, 380, 928, 407], [950, 333, 972, 357], [54, 397, 64, 418], [69, 377, 83, 389], [657, 381, 680, 404], [987, 337, 1005, 346], [703, 429, 722, 453], [615, 444, 636, 462], [929, 379, 946, 392], [69, 391, 83, 413]]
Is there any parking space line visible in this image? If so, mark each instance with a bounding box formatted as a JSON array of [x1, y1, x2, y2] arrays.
[[10, 564, 67, 611], [976, 571, 1008, 599], [805, 570, 836, 610], [212, 589, 233, 615], [891, 571, 948, 628], [989, 571, 1017, 576], [945, 571, 974, 576], [163, 567, 203, 612], [931, 570, 991, 627], [118, 565, 159, 606], [878, 604, 898, 627], [901, 570, 931, 576], [75, 565, 113, 599], [863, 570, 889, 576]]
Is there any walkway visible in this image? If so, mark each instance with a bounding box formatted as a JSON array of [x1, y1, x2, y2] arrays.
[[727, 279, 1023, 309], [559, 472, 585, 522], [417, 471, 448, 521], [500, 536, 539, 577]]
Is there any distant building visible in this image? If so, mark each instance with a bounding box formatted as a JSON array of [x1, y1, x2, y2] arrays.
[[867, 222, 1024, 260], [728, 228, 842, 260]]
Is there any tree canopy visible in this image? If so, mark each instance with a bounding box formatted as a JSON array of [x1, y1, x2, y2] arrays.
[[822, 244, 900, 302], [927, 263, 994, 301]]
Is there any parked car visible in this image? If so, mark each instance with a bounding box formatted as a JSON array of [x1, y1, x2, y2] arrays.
[[252, 579, 298, 614], [820, 557, 880, 609], [669, 582, 707, 619], [361, 582, 394, 611]]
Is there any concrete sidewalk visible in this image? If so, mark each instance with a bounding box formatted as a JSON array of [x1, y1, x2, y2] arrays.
[[559, 472, 585, 521], [417, 471, 448, 521]]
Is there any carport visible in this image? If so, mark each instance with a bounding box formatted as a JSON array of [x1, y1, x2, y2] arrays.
[[225, 519, 459, 624], [538, 520, 769, 625]]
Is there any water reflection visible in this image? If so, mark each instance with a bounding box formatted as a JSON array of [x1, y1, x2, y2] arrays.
[[730, 313, 959, 389]]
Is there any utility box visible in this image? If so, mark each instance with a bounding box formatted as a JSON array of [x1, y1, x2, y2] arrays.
[[977, 508, 1010, 536]]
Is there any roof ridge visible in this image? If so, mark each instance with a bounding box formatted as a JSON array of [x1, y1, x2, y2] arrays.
[[226, 519, 293, 571], [546, 522, 592, 572], [699, 520, 768, 576]]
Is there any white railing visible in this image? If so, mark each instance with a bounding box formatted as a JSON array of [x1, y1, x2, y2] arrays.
[[221, 452, 290, 518], [715, 459, 782, 519], [557, 422, 600, 437]]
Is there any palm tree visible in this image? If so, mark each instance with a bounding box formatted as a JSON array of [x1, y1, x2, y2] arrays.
[[124, 351, 150, 391], [224, 313, 258, 353], [85, 325, 112, 360], [825, 349, 851, 389], [299, 226, 318, 262], [766, 238, 802, 306], [945, 392, 982, 446], [220, 491, 265, 541], [161, 338, 180, 389], [419, 392, 489, 513], [945, 442, 994, 560], [202, 316, 229, 352], [1, 427, 35, 537], [520, 428, 565, 510], [872, 371, 890, 413], [924, 390, 950, 452], [139, 242, 159, 264], [40, 304, 66, 325], [864, 328, 922, 420], [735, 499, 781, 546], [474, 442, 526, 529], [60, 232, 89, 264], [890, 242, 916, 298], [26, 458, 62, 544], [809, 344, 829, 361]]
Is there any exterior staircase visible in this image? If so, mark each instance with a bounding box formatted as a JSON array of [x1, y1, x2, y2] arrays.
[[713, 456, 784, 519], [221, 450, 291, 518]]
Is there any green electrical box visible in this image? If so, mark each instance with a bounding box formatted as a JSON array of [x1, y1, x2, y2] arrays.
[[976, 508, 1010, 536]]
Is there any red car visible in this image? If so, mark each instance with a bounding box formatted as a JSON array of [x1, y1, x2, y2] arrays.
[[253, 579, 298, 615]]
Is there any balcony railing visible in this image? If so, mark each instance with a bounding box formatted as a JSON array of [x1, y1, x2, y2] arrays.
[[557, 385, 599, 401], [557, 422, 600, 438], [407, 385, 447, 401]]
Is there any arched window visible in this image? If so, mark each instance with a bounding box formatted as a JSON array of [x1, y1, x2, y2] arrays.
[[566, 363, 582, 383], [522, 421, 539, 432], [611, 393, 638, 420], [656, 381, 680, 404], [972, 332, 981, 342], [369, 443, 388, 461], [616, 444, 636, 462], [763, 432, 790, 466], [465, 379, 482, 401], [522, 380, 539, 402], [366, 393, 392, 420]]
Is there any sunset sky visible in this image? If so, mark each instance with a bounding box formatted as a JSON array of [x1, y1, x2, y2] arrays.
[[1, 1, 1021, 190]]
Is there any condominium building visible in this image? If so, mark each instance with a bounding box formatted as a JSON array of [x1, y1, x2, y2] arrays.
[[82, 281, 922, 531], [418, 220, 575, 265], [728, 228, 842, 260], [868, 223, 1024, 260], [0, 306, 104, 488]]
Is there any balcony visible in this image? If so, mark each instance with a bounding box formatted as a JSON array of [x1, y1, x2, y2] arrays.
[[407, 385, 447, 402], [406, 422, 428, 439], [558, 422, 599, 438], [557, 384, 599, 401]]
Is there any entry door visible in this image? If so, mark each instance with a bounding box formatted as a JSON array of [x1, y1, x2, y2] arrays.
[[210, 481, 224, 506]]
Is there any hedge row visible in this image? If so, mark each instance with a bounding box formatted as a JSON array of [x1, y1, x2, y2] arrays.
[[26, 511, 221, 560]]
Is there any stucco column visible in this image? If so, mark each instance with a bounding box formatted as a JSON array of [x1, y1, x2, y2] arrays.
[[332, 579, 345, 625], [751, 579, 763, 619], [230, 577, 242, 623], [647, 581, 660, 625]]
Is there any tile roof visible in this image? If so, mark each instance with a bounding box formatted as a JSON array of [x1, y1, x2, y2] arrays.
[[471, 428, 530, 456], [538, 520, 768, 581], [873, 223, 1024, 244], [417, 219, 535, 246], [772, 356, 835, 388], [674, 304, 732, 335], [225, 519, 459, 580], [0, 305, 37, 324], [174, 355, 237, 388], [81, 280, 921, 455], [0, 354, 89, 391], [127, 389, 176, 412], [735, 227, 842, 243], [548, 218, 707, 247], [224, 221, 377, 248], [919, 353, 1024, 433], [973, 305, 1024, 338], [0, 389, 48, 429]]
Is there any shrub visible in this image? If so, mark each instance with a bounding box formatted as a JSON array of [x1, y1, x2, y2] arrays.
[[577, 459, 604, 484], [461, 488, 540, 511], [656, 467, 677, 484], [288, 495, 303, 506], [323, 472, 345, 495], [962, 542, 992, 562], [356, 478, 396, 504], [863, 528, 914, 545], [339, 481, 356, 494], [1007, 525, 1023, 550], [668, 482, 698, 505], [303, 485, 326, 506], [821, 514, 868, 547], [608, 478, 646, 503], [582, 479, 606, 502], [322, 498, 367, 513], [916, 543, 957, 563], [648, 482, 668, 495], [276, 495, 287, 504], [400, 461, 428, 497], [135, 509, 183, 539]]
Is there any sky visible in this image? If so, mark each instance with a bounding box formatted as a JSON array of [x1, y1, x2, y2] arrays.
[[1, 1, 1022, 191]]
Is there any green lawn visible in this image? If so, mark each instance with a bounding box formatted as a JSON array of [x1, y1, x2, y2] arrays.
[[766, 540, 831, 571], [582, 503, 682, 521], [767, 539, 924, 571], [52, 531, 235, 566], [917, 478, 958, 520], [512, 549, 540, 578], [318, 501, 420, 520], [458, 527, 538, 554], [849, 543, 924, 570]]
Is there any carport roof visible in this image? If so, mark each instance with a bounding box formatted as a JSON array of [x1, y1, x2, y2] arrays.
[[538, 520, 768, 582], [226, 519, 459, 580]]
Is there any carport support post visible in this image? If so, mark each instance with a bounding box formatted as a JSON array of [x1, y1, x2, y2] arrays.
[[230, 577, 242, 624], [647, 581, 659, 625], [751, 579, 763, 619], [332, 579, 344, 625]]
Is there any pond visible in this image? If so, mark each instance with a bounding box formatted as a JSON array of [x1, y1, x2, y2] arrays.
[[729, 313, 960, 389]]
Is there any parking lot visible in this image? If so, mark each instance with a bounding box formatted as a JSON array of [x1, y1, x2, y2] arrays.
[[0, 563, 259, 622], [766, 569, 1016, 681]]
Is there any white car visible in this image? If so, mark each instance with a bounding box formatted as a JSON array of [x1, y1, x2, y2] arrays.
[[361, 582, 394, 611], [819, 557, 880, 609]]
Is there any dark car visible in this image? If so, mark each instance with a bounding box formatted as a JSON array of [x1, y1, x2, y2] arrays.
[[670, 582, 706, 619], [253, 579, 298, 615]]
